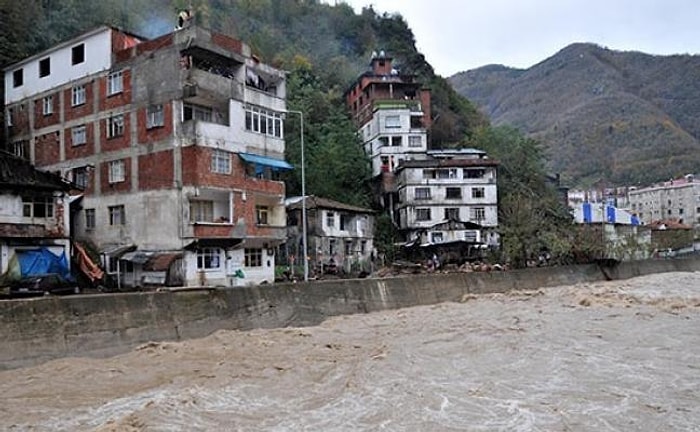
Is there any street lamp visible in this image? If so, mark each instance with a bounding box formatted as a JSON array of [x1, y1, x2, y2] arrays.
[[284, 109, 308, 281]]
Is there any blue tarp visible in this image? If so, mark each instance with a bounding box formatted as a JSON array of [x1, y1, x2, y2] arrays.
[[17, 248, 73, 281], [238, 153, 293, 174]]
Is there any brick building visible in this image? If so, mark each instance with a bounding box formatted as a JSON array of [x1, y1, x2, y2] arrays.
[[3, 21, 292, 287]]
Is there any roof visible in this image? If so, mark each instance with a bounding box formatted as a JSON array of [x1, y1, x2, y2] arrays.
[[648, 219, 693, 230], [0, 152, 72, 192], [286, 196, 374, 214]]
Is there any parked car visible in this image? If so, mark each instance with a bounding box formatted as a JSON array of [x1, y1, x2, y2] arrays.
[[9, 274, 80, 297]]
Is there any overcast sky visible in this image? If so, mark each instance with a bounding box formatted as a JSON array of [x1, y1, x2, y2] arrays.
[[339, 0, 700, 76]]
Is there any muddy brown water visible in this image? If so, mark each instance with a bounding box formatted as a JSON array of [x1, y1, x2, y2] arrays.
[[1, 272, 699, 431]]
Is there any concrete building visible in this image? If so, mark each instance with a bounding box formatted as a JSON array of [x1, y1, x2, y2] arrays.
[[285, 196, 375, 275], [345, 53, 499, 257], [628, 174, 700, 232], [3, 20, 292, 287]]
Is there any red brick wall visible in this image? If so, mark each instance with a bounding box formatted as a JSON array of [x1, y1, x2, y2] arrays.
[[212, 33, 243, 55], [99, 69, 132, 111], [112, 30, 141, 52], [137, 103, 173, 144], [136, 34, 173, 55], [64, 82, 94, 122], [100, 157, 132, 194], [64, 123, 95, 160], [100, 115, 131, 153], [138, 150, 174, 190], [419, 89, 432, 129], [34, 93, 60, 129], [8, 103, 30, 135], [34, 132, 61, 167]]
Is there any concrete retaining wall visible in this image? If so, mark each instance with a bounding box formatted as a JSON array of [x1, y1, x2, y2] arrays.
[[2, 257, 699, 370]]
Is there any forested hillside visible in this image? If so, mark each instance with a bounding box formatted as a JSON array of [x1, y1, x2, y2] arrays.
[[450, 43, 700, 187]]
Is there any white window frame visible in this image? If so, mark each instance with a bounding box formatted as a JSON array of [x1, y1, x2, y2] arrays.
[[107, 114, 124, 138], [12, 140, 27, 159], [197, 248, 222, 270], [72, 85, 86, 106], [471, 187, 485, 199], [109, 205, 126, 226], [147, 104, 164, 129], [385, 115, 401, 129], [256, 206, 270, 225], [245, 105, 282, 138], [190, 200, 214, 223], [72, 125, 87, 146], [211, 149, 231, 174], [108, 160, 126, 184], [108, 71, 123, 96], [471, 207, 486, 222], [42, 96, 53, 116], [326, 211, 335, 227], [22, 196, 54, 219], [414, 187, 431, 200], [244, 248, 263, 267], [73, 167, 88, 189], [408, 135, 422, 147]]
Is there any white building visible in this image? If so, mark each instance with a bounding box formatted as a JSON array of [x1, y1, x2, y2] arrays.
[[628, 174, 700, 231]]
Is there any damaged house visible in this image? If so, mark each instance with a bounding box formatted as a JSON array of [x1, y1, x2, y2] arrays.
[[3, 17, 292, 287]]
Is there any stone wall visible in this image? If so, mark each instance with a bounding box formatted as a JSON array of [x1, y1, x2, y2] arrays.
[[2, 257, 699, 370]]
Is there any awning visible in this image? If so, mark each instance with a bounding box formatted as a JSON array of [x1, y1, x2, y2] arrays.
[[120, 251, 152, 264], [99, 244, 136, 258], [238, 153, 293, 171]]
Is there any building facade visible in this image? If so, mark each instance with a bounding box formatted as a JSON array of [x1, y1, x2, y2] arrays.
[[285, 196, 375, 275], [628, 174, 700, 232], [345, 54, 498, 255], [4, 21, 292, 287]]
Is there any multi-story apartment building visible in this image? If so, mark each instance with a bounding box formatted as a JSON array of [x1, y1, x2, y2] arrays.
[[345, 52, 498, 253], [4, 19, 292, 287], [628, 174, 700, 231]]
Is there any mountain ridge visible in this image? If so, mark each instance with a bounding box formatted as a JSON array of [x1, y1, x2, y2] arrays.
[[450, 43, 700, 187]]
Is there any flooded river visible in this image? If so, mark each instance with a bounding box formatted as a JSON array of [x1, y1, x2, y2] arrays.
[[1, 271, 699, 431]]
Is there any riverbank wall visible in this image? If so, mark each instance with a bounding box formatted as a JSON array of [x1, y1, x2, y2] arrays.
[[2, 257, 699, 370]]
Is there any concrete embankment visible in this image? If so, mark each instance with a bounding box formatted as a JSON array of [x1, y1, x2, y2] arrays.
[[2, 257, 699, 370]]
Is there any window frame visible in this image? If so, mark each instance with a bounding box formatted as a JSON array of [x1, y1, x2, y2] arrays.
[[446, 187, 462, 199], [107, 70, 124, 96], [73, 167, 88, 189], [22, 196, 54, 219], [71, 44, 85, 65], [85, 208, 96, 230], [108, 205, 126, 226], [72, 84, 86, 106], [189, 200, 214, 223], [107, 114, 125, 138], [416, 208, 431, 222], [256, 205, 270, 225], [385, 115, 401, 129], [72, 125, 87, 146], [471, 207, 486, 222], [108, 160, 126, 184], [12, 69, 23, 88], [42, 96, 53, 116], [471, 187, 485, 199], [39, 57, 51, 78], [146, 104, 164, 129], [197, 248, 222, 270], [414, 187, 431, 200], [211, 149, 231, 174], [326, 211, 335, 228], [244, 248, 263, 267]]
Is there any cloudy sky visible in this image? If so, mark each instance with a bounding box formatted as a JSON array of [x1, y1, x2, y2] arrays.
[[339, 0, 700, 76]]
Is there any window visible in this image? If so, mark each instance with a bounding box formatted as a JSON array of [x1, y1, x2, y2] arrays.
[[464, 169, 485, 179], [108, 71, 123, 95], [244, 248, 263, 267], [22, 196, 54, 218], [72, 44, 85, 65], [147, 104, 164, 128], [85, 208, 96, 230], [12, 141, 28, 159], [445, 208, 460, 220], [12, 69, 23, 87], [184, 103, 213, 122], [245, 106, 282, 138], [385, 115, 400, 128], [211, 149, 231, 174], [72, 125, 87, 146], [431, 232, 444, 243], [422, 169, 436, 180], [360, 240, 367, 254], [415, 187, 431, 200], [108, 160, 125, 183], [256, 206, 269, 225], [471, 187, 485, 199], [73, 167, 88, 189], [198, 248, 222, 270], [42, 96, 53, 116], [107, 114, 124, 138], [471, 207, 485, 222], [446, 187, 462, 199], [72, 85, 86, 106], [416, 208, 431, 221], [109, 205, 125, 225], [391, 136, 402, 146], [326, 211, 335, 227], [190, 200, 213, 223], [438, 169, 458, 179], [39, 58, 50, 77], [378, 136, 389, 147], [344, 241, 352, 255], [408, 136, 422, 147], [329, 239, 336, 255]]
